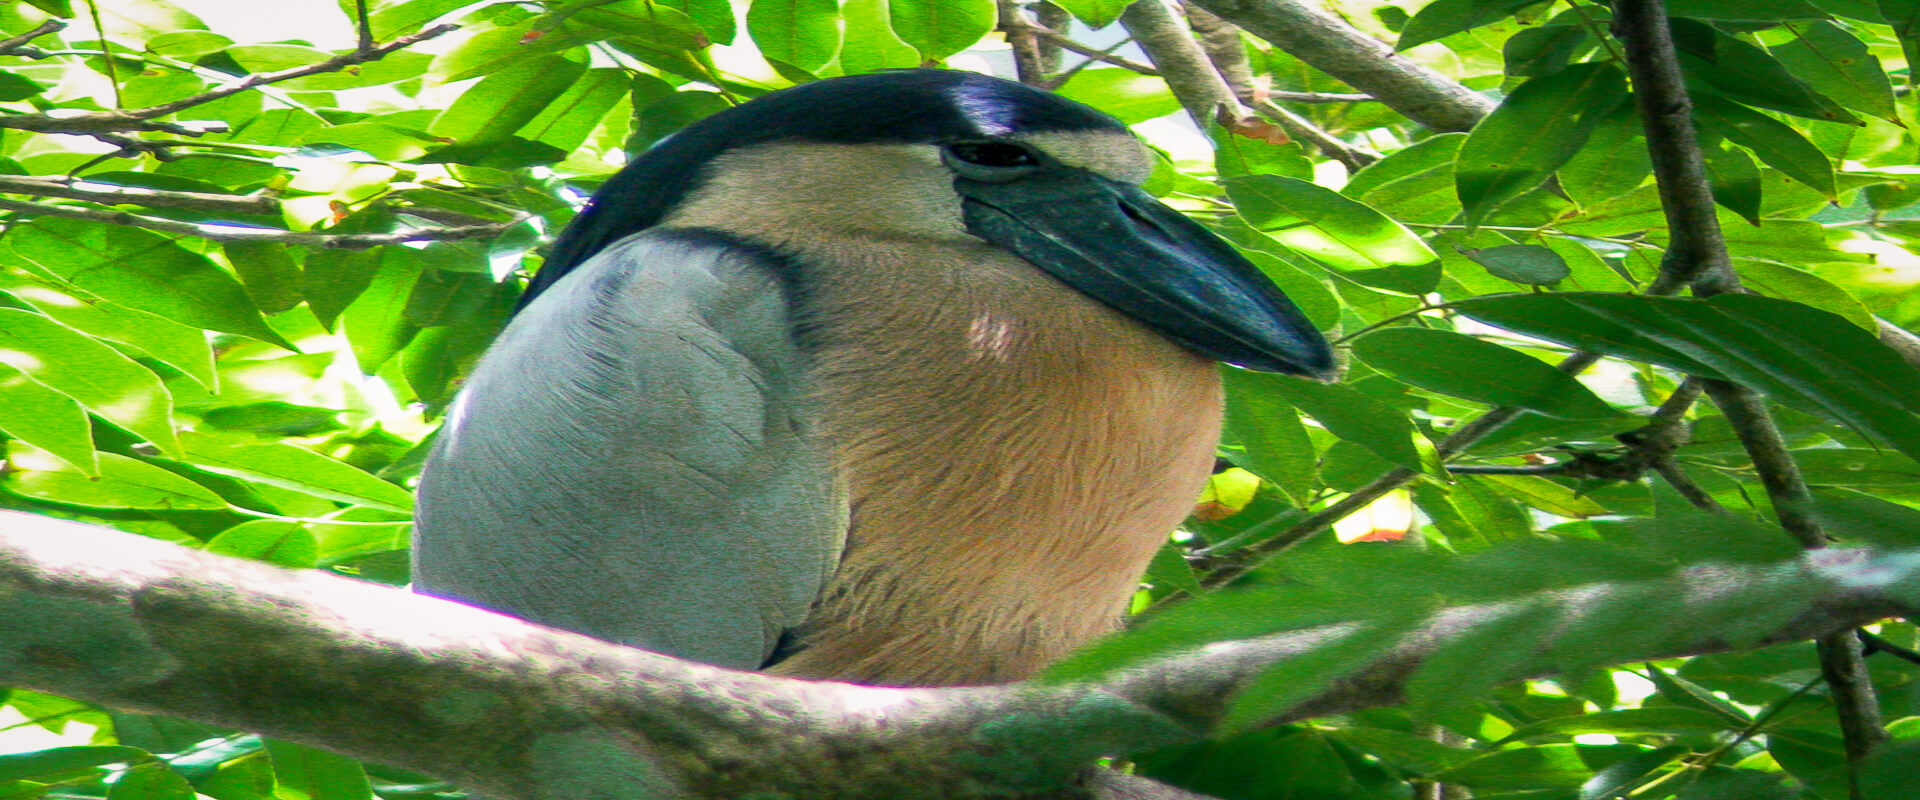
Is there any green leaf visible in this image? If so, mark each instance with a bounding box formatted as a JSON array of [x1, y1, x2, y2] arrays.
[[889, 0, 995, 62], [1456, 292, 1920, 463], [1774, 20, 1900, 123], [1438, 744, 1645, 790], [0, 308, 178, 453], [1352, 328, 1620, 419], [1226, 175, 1439, 293], [264, 739, 374, 800], [1467, 243, 1570, 285], [9, 453, 224, 510], [518, 67, 631, 153], [1703, 139, 1763, 224], [1047, 0, 1130, 28], [9, 220, 294, 350], [1456, 63, 1628, 227], [1501, 709, 1738, 742], [1481, 474, 1610, 517], [1222, 623, 1406, 733], [1671, 18, 1857, 122], [1058, 70, 1182, 126], [1342, 133, 1466, 223], [341, 251, 424, 374], [748, 0, 841, 72], [109, 762, 195, 800], [1880, 0, 1920, 88], [839, 0, 922, 73], [1222, 369, 1319, 504], [205, 521, 320, 568], [181, 433, 414, 512], [0, 746, 150, 782], [570, 0, 710, 51], [1691, 94, 1836, 199], [1250, 374, 1424, 470], [430, 55, 588, 145], [0, 72, 46, 101], [1734, 259, 1874, 331], [0, 362, 96, 474], [0, 275, 216, 390], [1397, 0, 1544, 51], [1576, 745, 1689, 800]]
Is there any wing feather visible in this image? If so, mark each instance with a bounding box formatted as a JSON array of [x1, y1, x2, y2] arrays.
[[414, 230, 843, 669]]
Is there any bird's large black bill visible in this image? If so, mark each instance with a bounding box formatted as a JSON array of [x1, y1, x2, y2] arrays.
[[958, 170, 1335, 377]]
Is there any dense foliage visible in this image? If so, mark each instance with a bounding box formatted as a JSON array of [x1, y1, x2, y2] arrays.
[[5, 0, 1920, 797]]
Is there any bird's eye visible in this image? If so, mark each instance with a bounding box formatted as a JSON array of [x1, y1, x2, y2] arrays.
[[943, 142, 1042, 182]]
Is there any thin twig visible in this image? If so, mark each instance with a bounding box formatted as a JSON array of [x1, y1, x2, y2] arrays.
[[1023, 22, 1159, 75], [0, 24, 459, 135], [0, 19, 65, 55], [0, 175, 278, 215], [1252, 97, 1377, 170], [0, 197, 521, 249]]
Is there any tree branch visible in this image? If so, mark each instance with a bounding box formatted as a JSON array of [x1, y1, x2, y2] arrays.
[[1119, 0, 1249, 128], [0, 197, 522, 249], [0, 19, 65, 55], [0, 175, 280, 215], [1611, 0, 1887, 783], [0, 24, 458, 135], [4, 513, 1911, 799], [1184, 0, 1494, 132]]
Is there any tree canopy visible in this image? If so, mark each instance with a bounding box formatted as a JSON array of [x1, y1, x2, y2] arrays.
[[5, 0, 1920, 798]]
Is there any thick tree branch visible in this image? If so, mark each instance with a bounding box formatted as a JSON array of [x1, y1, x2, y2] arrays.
[[1119, 0, 1249, 128], [1183, 0, 1494, 131], [4, 513, 1912, 799]]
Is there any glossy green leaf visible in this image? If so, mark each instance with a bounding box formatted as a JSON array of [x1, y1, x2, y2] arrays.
[[1734, 259, 1874, 331], [341, 251, 424, 374], [264, 739, 374, 800], [9, 219, 294, 351], [1667, 0, 1829, 16], [1456, 63, 1628, 227], [1047, 0, 1130, 28], [1691, 94, 1836, 199], [10, 453, 223, 510], [1702, 139, 1763, 224], [224, 241, 304, 315], [1881, 0, 1920, 88], [1058, 70, 1181, 126], [1775, 20, 1900, 123], [1456, 292, 1920, 462], [518, 68, 631, 153], [1397, 0, 1542, 51], [1467, 243, 1570, 285], [1671, 18, 1857, 122], [0, 362, 95, 474], [841, 0, 922, 72], [1502, 709, 1738, 742], [181, 433, 414, 512], [1353, 328, 1619, 419], [0, 746, 150, 782], [1227, 175, 1439, 293], [1222, 369, 1319, 504], [572, 0, 710, 51], [205, 521, 320, 569], [0, 308, 178, 453], [108, 762, 195, 800], [889, 0, 994, 61], [1342, 133, 1465, 223], [1249, 374, 1424, 470], [430, 55, 588, 145], [0, 276, 215, 390], [1481, 474, 1610, 517], [748, 0, 841, 72]]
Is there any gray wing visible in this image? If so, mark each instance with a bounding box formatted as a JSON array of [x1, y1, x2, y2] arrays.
[[413, 229, 845, 669]]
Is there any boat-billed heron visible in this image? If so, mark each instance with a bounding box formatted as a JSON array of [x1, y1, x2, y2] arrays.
[[414, 69, 1333, 687]]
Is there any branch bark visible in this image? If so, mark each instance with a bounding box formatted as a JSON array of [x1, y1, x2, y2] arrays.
[[3, 512, 1910, 799], [1183, 0, 1494, 131]]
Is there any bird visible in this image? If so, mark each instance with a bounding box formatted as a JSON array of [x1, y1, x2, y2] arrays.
[[412, 69, 1333, 688]]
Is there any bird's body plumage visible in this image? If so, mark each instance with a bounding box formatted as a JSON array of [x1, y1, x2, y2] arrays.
[[414, 70, 1331, 686]]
